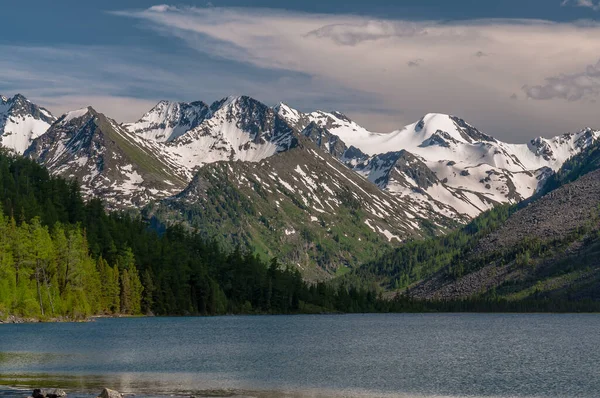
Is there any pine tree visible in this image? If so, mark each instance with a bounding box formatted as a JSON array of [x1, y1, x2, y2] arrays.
[[120, 268, 131, 314], [0, 212, 15, 314], [29, 218, 55, 316], [141, 269, 154, 315], [97, 257, 120, 314], [128, 266, 143, 315]]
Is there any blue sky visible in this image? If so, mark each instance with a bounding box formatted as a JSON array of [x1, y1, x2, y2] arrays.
[[2, 0, 600, 141]]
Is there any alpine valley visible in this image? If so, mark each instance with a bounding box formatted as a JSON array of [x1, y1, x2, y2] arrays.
[[2, 92, 599, 281]]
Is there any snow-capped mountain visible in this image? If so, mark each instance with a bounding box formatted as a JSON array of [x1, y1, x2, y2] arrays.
[[124, 100, 210, 142], [275, 106, 599, 218], [26, 107, 188, 207], [161, 96, 298, 173], [3, 93, 598, 252], [125, 96, 298, 174], [0, 94, 55, 154]]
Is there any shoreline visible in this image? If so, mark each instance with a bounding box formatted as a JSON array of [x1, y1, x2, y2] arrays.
[[0, 314, 143, 325], [0, 386, 137, 398], [2, 310, 600, 325], [0, 315, 88, 325]]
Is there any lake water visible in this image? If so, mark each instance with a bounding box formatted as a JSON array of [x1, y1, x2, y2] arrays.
[[1, 314, 599, 397]]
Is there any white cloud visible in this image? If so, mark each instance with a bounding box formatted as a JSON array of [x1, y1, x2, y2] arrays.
[[148, 4, 176, 13], [111, 6, 600, 142], [4, 6, 600, 142], [561, 0, 600, 11]]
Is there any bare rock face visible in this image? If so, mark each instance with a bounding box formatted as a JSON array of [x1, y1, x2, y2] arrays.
[[97, 388, 122, 398], [32, 388, 67, 398]]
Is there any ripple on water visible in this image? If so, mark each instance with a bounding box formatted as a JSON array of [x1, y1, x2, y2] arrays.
[[1, 314, 599, 397]]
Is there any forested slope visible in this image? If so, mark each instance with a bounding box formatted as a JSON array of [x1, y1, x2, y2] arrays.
[[0, 150, 388, 319]]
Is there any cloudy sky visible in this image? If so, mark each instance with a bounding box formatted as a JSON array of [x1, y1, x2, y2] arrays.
[[3, 0, 600, 142]]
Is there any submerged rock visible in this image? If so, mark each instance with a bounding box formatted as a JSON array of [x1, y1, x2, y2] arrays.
[[32, 389, 67, 398], [97, 388, 122, 398]]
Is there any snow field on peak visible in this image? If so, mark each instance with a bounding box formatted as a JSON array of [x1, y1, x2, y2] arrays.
[[61, 108, 90, 124], [0, 95, 56, 154], [1, 116, 52, 154], [165, 120, 280, 172], [124, 100, 209, 143]]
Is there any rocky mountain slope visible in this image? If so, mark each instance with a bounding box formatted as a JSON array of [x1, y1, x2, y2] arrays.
[[0, 94, 55, 154], [355, 141, 600, 302], [26, 107, 188, 207], [159, 96, 298, 173], [413, 170, 600, 303], [126, 97, 598, 223], [148, 134, 459, 279], [15, 93, 596, 219]]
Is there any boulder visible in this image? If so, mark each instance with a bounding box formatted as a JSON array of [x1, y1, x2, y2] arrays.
[[97, 388, 122, 398], [32, 389, 67, 398]]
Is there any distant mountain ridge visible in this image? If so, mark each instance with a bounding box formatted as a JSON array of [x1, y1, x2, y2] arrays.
[[274, 106, 598, 218], [4, 93, 597, 217], [3, 93, 599, 275]]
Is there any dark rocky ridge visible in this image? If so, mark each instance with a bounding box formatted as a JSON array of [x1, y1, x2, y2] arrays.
[[409, 169, 600, 300], [1, 94, 54, 122], [475, 169, 600, 255]]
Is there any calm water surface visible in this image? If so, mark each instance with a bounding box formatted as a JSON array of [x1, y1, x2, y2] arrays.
[[0, 314, 599, 397]]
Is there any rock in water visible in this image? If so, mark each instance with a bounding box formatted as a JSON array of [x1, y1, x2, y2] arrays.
[[32, 389, 67, 398], [97, 388, 122, 398]]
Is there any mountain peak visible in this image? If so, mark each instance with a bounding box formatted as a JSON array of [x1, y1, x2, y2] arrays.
[[10, 93, 28, 103], [273, 101, 293, 114], [125, 100, 210, 142], [330, 111, 352, 123], [210, 95, 276, 114], [208, 95, 243, 112], [155, 99, 171, 106], [407, 113, 495, 146], [216, 95, 243, 108], [0, 93, 55, 154], [225, 94, 243, 103], [274, 102, 304, 128], [28, 106, 188, 208], [60, 107, 95, 124], [208, 95, 276, 122]]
